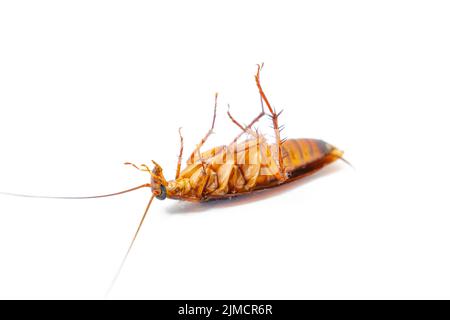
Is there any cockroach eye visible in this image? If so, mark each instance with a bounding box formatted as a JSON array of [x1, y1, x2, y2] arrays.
[[155, 185, 166, 200]]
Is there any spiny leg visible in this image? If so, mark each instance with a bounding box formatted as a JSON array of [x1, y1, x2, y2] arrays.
[[227, 105, 276, 177], [226, 93, 266, 170], [254, 63, 286, 179], [226, 104, 260, 139], [175, 127, 184, 179], [187, 93, 218, 170], [227, 102, 265, 145], [227, 110, 284, 182], [226, 104, 246, 132]]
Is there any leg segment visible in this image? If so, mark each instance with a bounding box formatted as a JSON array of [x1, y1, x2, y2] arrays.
[[227, 79, 267, 145], [187, 93, 218, 168], [254, 63, 286, 179], [175, 127, 184, 179], [226, 104, 246, 132], [226, 104, 260, 141]]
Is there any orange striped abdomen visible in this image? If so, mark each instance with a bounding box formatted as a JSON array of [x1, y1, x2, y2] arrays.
[[282, 139, 343, 180]]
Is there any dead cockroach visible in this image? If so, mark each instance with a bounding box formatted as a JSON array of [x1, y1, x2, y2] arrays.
[[1, 64, 346, 292]]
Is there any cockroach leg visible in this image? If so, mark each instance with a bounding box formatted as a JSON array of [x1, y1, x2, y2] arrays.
[[254, 64, 286, 180], [187, 93, 218, 166], [175, 127, 184, 179], [149, 160, 168, 185], [226, 104, 246, 132], [227, 81, 266, 145], [228, 110, 265, 145], [226, 104, 259, 140]]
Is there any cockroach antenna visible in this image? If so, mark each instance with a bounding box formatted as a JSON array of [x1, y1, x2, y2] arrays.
[[0, 184, 150, 200], [106, 194, 156, 297], [0, 182, 158, 296]]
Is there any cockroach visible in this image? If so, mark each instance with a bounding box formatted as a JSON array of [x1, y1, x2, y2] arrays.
[[1, 64, 346, 292]]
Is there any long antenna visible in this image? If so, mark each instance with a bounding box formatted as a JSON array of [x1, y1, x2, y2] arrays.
[[106, 194, 156, 296], [0, 170, 158, 296], [0, 184, 151, 199]]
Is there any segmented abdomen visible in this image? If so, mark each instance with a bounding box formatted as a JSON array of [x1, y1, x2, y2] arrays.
[[281, 138, 342, 180], [282, 139, 332, 170]]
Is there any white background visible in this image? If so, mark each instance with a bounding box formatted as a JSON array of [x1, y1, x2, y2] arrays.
[[0, 1, 449, 299]]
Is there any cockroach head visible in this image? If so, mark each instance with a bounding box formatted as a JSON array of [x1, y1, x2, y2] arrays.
[[150, 160, 168, 200]]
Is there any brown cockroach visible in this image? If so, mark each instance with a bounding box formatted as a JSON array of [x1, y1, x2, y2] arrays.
[[1, 64, 345, 291]]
